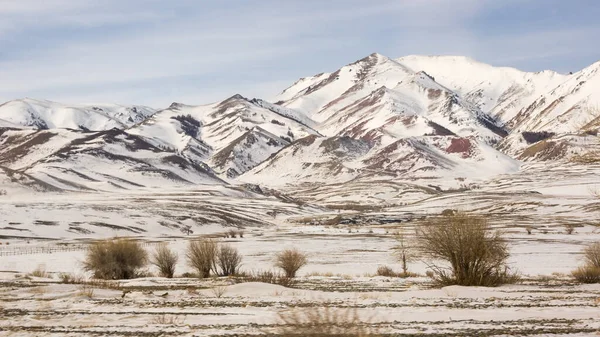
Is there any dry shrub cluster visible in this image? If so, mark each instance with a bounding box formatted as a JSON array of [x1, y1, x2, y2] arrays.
[[275, 249, 308, 278], [572, 242, 600, 283], [186, 240, 243, 277], [416, 213, 518, 286], [151, 243, 178, 278], [274, 307, 379, 336], [83, 238, 148, 280], [236, 270, 298, 287]]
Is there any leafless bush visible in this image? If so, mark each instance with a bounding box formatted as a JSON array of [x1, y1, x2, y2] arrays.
[[186, 239, 218, 278], [416, 213, 518, 286], [59, 273, 84, 284], [237, 230, 244, 238], [525, 226, 533, 235], [78, 284, 95, 298], [572, 242, 600, 283], [228, 229, 238, 238], [565, 224, 576, 235], [273, 307, 379, 336], [83, 238, 148, 280], [275, 249, 308, 278], [151, 243, 178, 278], [210, 285, 228, 298], [216, 244, 242, 276], [376, 265, 397, 277], [29, 265, 50, 278], [583, 242, 600, 267], [151, 314, 186, 325], [394, 231, 413, 274]]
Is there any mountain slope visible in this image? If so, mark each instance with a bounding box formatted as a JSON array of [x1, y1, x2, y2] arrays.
[[396, 55, 569, 125], [0, 127, 224, 192], [128, 94, 319, 178], [0, 98, 156, 131]]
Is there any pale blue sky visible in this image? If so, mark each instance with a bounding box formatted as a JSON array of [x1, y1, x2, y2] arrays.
[[1, 0, 599, 107]]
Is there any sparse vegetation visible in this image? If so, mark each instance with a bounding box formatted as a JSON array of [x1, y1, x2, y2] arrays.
[[237, 270, 297, 287], [151, 314, 186, 325], [394, 231, 412, 275], [210, 285, 228, 298], [572, 242, 600, 283], [83, 238, 148, 280], [216, 243, 242, 276], [416, 213, 518, 286], [186, 239, 218, 278], [376, 265, 396, 277], [151, 243, 178, 278], [29, 265, 50, 278], [78, 284, 95, 298], [564, 224, 576, 235], [273, 307, 379, 336], [525, 226, 533, 235], [275, 249, 308, 278]]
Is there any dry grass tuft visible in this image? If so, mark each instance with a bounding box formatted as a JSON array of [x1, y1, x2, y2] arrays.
[[572, 266, 600, 283], [30, 265, 50, 278], [78, 284, 95, 298], [275, 249, 308, 278]]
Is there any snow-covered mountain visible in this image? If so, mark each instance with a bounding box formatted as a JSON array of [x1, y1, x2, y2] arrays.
[[128, 94, 319, 178], [0, 98, 156, 131], [0, 127, 224, 192], [2, 52, 599, 195], [396, 55, 569, 126]]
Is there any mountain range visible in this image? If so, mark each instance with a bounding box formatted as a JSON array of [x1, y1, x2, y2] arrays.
[[1, 53, 599, 200]]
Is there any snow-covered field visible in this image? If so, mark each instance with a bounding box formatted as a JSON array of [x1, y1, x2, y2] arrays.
[[2, 163, 600, 336]]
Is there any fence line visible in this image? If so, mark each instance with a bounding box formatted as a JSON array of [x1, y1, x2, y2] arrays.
[[0, 241, 159, 257]]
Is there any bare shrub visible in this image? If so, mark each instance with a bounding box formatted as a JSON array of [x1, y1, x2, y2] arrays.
[[565, 224, 576, 235], [394, 231, 413, 274], [228, 229, 238, 238], [583, 242, 600, 267], [78, 284, 95, 298], [572, 266, 600, 283], [186, 239, 218, 278], [151, 243, 178, 278], [525, 226, 533, 235], [274, 307, 379, 336], [572, 242, 600, 283], [210, 285, 227, 298], [151, 314, 186, 325], [275, 249, 308, 278], [83, 238, 148, 280], [59, 273, 84, 284], [216, 244, 242, 276], [416, 213, 518, 287], [30, 265, 50, 278], [376, 265, 397, 277], [237, 230, 244, 238]]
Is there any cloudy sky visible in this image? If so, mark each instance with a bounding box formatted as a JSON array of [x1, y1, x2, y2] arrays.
[[1, 0, 599, 107]]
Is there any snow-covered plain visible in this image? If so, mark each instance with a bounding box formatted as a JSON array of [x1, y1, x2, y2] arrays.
[[1, 162, 600, 336]]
